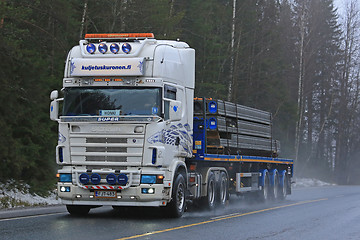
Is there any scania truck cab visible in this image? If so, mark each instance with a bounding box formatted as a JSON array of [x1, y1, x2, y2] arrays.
[[50, 33, 195, 217]]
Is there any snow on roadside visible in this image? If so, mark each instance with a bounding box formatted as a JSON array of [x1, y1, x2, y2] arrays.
[[0, 180, 61, 209], [293, 178, 335, 188]]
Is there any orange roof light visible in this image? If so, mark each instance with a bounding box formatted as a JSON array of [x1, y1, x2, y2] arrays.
[[85, 33, 154, 40]]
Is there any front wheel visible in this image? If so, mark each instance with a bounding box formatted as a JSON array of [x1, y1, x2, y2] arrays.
[[166, 174, 186, 218]]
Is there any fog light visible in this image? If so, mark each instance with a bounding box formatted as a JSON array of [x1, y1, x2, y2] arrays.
[[76, 195, 82, 198], [90, 173, 101, 185], [60, 186, 70, 192], [106, 173, 117, 185], [141, 188, 155, 194]]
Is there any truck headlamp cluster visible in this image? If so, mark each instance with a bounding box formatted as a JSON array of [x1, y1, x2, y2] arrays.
[[141, 175, 164, 184], [59, 173, 72, 182], [85, 42, 132, 54]]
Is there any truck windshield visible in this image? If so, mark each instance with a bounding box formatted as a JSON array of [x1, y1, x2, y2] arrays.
[[63, 87, 161, 116]]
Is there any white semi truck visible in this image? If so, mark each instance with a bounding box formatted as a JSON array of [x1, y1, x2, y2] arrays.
[[50, 33, 293, 217]]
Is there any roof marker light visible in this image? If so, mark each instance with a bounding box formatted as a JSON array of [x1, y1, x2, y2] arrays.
[[122, 43, 132, 54], [110, 43, 119, 54], [86, 43, 96, 54], [85, 33, 154, 40], [98, 43, 108, 54]]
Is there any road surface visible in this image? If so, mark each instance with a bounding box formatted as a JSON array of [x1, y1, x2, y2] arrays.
[[1, 185, 360, 240]]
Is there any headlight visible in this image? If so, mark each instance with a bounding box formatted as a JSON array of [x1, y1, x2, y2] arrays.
[[106, 173, 117, 185], [98, 43, 108, 54], [141, 175, 164, 184], [122, 43, 132, 54], [79, 173, 90, 184], [59, 173, 72, 182], [110, 43, 119, 54], [86, 43, 96, 54], [118, 173, 128, 186], [90, 173, 101, 184]]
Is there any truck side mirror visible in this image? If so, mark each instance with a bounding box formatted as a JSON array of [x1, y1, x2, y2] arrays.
[[169, 100, 182, 121], [50, 90, 62, 121], [50, 90, 59, 100]]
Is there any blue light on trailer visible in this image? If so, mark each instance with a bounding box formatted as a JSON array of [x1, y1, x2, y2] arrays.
[[208, 100, 217, 113], [106, 173, 117, 185], [98, 43, 108, 54], [208, 117, 217, 130], [90, 173, 101, 184], [122, 43, 132, 54], [59, 173, 72, 182], [110, 43, 119, 53], [79, 173, 90, 184], [86, 43, 96, 54]]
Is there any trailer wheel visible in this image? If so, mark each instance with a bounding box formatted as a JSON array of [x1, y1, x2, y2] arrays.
[[270, 171, 280, 200], [217, 171, 229, 207], [202, 172, 216, 209], [167, 173, 186, 218], [278, 173, 287, 200], [258, 172, 270, 202], [66, 205, 90, 216]]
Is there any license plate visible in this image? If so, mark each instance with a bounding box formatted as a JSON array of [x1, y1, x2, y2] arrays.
[[95, 191, 116, 198]]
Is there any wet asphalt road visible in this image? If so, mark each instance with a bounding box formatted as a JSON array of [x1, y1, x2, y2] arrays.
[[1, 185, 360, 240]]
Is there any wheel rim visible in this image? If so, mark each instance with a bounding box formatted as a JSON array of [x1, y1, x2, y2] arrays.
[[263, 175, 269, 200], [176, 182, 185, 211], [281, 175, 287, 198], [208, 180, 215, 206], [220, 176, 227, 204], [273, 174, 279, 199]]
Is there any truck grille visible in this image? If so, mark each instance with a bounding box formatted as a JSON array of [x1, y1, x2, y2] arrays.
[[69, 124, 145, 166]]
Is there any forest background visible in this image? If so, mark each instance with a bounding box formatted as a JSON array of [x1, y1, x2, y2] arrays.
[[0, 0, 359, 195]]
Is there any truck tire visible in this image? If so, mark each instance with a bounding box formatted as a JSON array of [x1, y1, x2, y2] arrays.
[[270, 171, 280, 200], [258, 172, 270, 202], [166, 173, 186, 218], [278, 173, 287, 200], [217, 171, 229, 207], [202, 172, 216, 209], [66, 205, 90, 216]]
